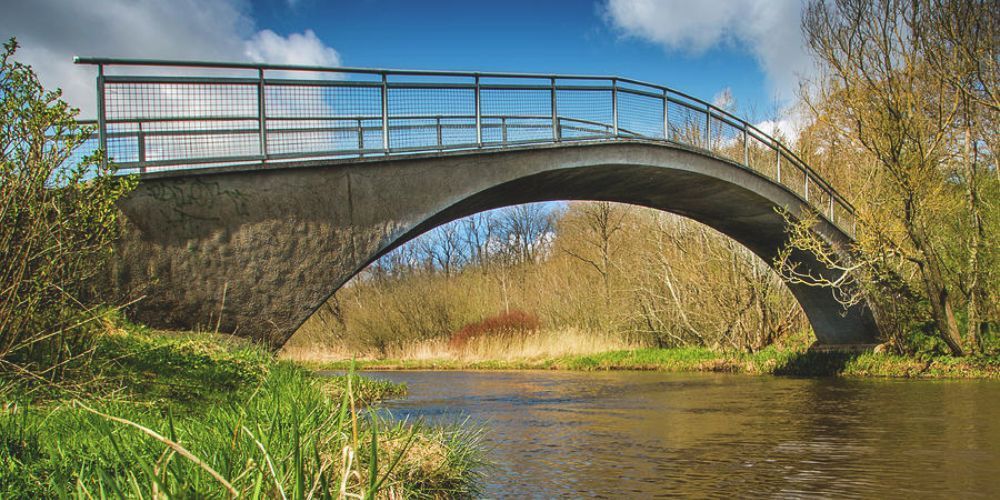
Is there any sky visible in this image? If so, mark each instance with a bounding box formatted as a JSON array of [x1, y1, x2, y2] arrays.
[[0, 0, 813, 136]]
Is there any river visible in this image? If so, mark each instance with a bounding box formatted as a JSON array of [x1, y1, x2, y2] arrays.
[[356, 370, 1000, 498]]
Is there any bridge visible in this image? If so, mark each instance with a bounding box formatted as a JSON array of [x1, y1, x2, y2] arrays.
[[74, 58, 877, 349]]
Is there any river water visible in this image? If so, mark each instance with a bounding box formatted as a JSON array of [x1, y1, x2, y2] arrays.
[[358, 370, 1000, 498]]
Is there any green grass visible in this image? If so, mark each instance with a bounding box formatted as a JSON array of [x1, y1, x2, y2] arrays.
[[0, 323, 486, 498], [310, 345, 1000, 379]]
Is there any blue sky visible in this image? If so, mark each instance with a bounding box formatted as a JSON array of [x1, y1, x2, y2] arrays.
[[259, 0, 768, 105], [2, 0, 810, 131]]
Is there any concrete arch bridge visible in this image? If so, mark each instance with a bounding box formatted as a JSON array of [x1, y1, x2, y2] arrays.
[[74, 58, 876, 349]]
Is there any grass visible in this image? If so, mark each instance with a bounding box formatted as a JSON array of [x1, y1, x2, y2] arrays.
[[283, 327, 641, 365], [0, 320, 486, 498], [308, 344, 1000, 380]]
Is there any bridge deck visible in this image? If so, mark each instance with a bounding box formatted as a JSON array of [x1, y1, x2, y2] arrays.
[[73, 58, 856, 236]]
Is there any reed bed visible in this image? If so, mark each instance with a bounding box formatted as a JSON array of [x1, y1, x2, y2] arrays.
[[282, 327, 643, 365]]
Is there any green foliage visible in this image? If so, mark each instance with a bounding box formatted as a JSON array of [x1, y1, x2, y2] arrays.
[[92, 328, 272, 405], [0, 37, 135, 375], [321, 345, 1000, 380], [0, 327, 485, 498]]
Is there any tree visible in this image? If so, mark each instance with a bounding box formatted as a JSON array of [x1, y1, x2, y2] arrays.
[[557, 202, 630, 312], [791, 0, 999, 355]]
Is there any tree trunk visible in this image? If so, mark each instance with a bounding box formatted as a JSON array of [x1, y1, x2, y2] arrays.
[[919, 261, 965, 356]]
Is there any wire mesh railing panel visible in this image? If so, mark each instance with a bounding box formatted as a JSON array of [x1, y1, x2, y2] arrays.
[[810, 182, 831, 216], [437, 117, 477, 148], [387, 87, 475, 150], [481, 88, 552, 144], [104, 80, 258, 120], [708, 116, 744, 164], [555, 88, 612, 140], [498, 118, 553, 144], [618, 89, 665, 139], [104, 120, 261, 167], [265, 83, 381, 119], [103, 80, 262, 168], [62, 131, 101, 170], [780, 156, 808, 199], [266, 119, 363, 157], [834, 200, 855, 236], [106, 123, 139, 165], [264, 84, 382, 156], [667, 101, 709, 148], [746, 132, 778, 180]]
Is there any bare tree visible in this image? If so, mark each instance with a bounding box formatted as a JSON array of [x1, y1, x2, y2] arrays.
[[795, 0, 999, 355]]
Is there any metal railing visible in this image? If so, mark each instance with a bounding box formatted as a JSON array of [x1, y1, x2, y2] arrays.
[[74, 58, 856, 236]]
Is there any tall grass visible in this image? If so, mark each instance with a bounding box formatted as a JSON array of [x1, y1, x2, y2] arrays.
[[283, 327, 643, 365], [0, 326, 486, 498]]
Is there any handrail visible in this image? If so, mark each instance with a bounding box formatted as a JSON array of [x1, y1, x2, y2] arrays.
[[72, 57, 856, 236]]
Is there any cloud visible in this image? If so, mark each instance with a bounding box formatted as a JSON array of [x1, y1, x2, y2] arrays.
[[604, 0, 810, 103], [0, 0, 341, 117], [244, 29, 341, 67], [754, 118, 799, 143]]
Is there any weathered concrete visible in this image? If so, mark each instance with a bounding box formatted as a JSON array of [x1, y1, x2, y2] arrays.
[[110, 140, 878, 348]]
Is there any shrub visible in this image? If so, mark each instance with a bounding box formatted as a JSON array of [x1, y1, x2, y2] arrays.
[[448, 309, 541, 350], [0, 38, 134, 377]]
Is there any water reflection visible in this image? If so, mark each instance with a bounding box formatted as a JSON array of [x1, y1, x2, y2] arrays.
[[354, 370, 1000, 498]]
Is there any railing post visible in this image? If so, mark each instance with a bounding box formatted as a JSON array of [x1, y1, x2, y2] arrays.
[[96, 64, 107, 169], [550, 77, 560, 142], [743, 126, 749, 166], [829, 194, 835, 221], [381, 72, 389, 154], [804, 173, 810, 201], [501, 117, 508, 145], [436, 116, 443, 149], [137, 122, 146, 173], [475, 75, 482, 147], [257, 68, 268, 161], [612, 78, 619, 138], [775, 143, 782, 183], [662, 89, 669, 141], [357, 118, 364, 157], [705, 105, 712, 150]]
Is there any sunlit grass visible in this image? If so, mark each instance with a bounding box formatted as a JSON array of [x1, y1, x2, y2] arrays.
[[0, 325, 487, 498], [309, 343, 1000, 379]]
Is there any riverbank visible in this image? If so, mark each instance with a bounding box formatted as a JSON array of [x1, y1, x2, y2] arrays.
[[307, 345, 1000, 379], [0, 318, 485, 498]]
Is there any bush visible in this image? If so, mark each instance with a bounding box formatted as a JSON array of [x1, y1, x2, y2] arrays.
[[448, 310, 541, 350], [0, 38, 134, 377]]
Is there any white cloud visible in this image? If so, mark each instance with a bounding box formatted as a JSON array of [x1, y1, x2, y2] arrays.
[[0, 0, 341, 117], [244, 29, 341, 67], [754, 118, 799, 143], [604, 0, 810, 103]]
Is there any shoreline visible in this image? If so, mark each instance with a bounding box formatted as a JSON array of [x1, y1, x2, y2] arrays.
[[302, 346, 1000, 380]]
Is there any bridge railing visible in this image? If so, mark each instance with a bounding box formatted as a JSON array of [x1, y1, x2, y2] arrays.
[[73, 58, 856, 236]]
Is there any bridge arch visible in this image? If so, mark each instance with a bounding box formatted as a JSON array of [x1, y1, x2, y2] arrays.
[[113, 140, 877, 348]]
